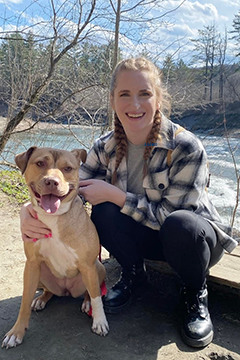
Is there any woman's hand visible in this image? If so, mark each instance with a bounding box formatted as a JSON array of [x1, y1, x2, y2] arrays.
[[79, 179, 126, 208], [20, 202, 51, 242]]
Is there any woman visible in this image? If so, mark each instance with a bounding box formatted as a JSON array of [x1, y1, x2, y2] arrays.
[[20, 57, 238, 348]]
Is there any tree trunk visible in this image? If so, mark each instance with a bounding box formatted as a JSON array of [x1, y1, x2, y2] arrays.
[[113, 0, 121, 70], [210, 78, 213, 101], [108, 0, 121, 128]]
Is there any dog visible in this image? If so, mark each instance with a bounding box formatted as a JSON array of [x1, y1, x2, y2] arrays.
[[2, 146, 109, 349]]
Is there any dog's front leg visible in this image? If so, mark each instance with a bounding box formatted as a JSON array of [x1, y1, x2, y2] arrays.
[[81, 265, 109, 337], [2, 261, 41, 349]]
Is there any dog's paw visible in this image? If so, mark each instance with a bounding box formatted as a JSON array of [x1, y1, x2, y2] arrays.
[[81, 299, 91, 314], [92, 316, 109, 337], [2, 334, 23, 349], [90, 296, 109, 336], [1, 327, 25, 349], [31, 297, 46, 311]]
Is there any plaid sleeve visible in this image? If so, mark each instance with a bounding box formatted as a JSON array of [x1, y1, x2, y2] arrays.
[[161, 147, 209, 214], [79, 139, 108, 180], [121, 192, 161, 230], [121, 133, 209, 230]]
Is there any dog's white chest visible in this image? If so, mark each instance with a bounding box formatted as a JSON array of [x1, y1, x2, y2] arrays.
[[37, 215, 78, 278], [38, 238, 78, 278]]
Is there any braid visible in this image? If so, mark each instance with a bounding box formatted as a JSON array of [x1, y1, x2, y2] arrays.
[[112, 113, 128, 185], [143, 110, 162, 178], [112, 111, 162, 184]]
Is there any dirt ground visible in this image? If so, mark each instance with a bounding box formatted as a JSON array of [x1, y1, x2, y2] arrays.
[[0, 191, 240, 360]]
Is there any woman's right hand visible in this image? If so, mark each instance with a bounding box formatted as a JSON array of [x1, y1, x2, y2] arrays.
[[20, 202, 51, 242]]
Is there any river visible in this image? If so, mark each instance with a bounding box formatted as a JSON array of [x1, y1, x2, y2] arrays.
[[1, 125, 239, 232], [199, 134, 240, 232]]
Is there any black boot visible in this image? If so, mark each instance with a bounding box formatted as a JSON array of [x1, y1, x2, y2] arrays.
[[103, 265, 147, 314], [181, 284, 213, 348]]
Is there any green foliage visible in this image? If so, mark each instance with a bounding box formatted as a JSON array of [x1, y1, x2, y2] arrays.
[[0, 170, 29, 204], [77, 40, 120, 84], [0, 33, 40, 96], [0, 32, 117, 119]]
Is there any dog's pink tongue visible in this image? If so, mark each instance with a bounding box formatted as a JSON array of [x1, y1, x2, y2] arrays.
[[40, 195, 61, 214]]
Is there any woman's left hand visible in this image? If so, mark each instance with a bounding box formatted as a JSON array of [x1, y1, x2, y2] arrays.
[[79, 179, 126, 207]]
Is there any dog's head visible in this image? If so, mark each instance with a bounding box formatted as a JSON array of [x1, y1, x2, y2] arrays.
[[15, 146, 87, 215]]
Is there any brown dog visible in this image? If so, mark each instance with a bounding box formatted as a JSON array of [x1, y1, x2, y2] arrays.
[[2, 146, 109, 349]]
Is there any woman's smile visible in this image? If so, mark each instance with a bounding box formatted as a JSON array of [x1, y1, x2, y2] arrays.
[[126, 112, 145, 119]]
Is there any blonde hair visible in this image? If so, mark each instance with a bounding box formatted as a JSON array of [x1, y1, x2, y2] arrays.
[[110, 57, 171, 185]]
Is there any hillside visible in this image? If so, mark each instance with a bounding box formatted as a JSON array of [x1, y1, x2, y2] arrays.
[[172, 101, 240, 134]]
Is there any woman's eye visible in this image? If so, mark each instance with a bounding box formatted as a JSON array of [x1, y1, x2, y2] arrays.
[[141, 92, 151, 97], [120, 93, 129, 97], [36, 161, 44, 167]]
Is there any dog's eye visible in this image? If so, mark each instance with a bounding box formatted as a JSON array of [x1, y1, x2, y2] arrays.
[[36, 161, 44, 167], [64, 166, 73, 172]]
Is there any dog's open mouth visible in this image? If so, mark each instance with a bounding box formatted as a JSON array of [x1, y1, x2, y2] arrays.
[[31, 186, 72, 214]]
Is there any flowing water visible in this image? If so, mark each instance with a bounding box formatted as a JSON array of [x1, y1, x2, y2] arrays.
[[199, 134, 240, 232], [1, 125, 239, 232]]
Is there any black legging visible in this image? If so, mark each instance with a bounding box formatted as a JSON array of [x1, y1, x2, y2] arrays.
[[91, 202, 224, 290]]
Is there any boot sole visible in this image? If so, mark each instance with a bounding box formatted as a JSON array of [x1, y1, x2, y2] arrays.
[[104, 296, 133, 314], [181, 328, 214, 348], [103, 278, 147, 314]]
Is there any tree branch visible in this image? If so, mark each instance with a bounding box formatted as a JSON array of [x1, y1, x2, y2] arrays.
[[0, 0, 96, 155]]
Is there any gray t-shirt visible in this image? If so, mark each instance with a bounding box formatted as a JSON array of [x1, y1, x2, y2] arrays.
[[127, 141, 145, 195]]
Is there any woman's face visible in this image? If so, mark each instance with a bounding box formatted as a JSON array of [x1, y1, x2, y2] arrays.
[[111, 69, 159, 141]]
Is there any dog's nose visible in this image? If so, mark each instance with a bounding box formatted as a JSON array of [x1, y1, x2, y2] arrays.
[[44, 178, 59, 188]]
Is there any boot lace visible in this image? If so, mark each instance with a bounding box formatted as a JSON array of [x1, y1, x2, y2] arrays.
[[182, 286, 207, 319]]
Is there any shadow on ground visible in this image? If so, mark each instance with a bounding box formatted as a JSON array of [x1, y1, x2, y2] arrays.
[[1, 258, 240, 360]]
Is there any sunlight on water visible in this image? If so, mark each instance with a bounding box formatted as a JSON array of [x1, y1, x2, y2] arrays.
[[208, 176, 240, 230]]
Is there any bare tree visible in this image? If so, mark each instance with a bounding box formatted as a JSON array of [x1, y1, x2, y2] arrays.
[[191, 23, 220, 101], [104, 0, 186, 126], [0, 0, 96, 155], [109, 0, 121, 70], [218, 29, 227, 104]]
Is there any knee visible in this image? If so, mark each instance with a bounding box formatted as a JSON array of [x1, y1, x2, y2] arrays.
[[161, 210, 216, 251], [161, 210, 203, 253], [91, 202, 122, 249], [162, 210, 195, 235]]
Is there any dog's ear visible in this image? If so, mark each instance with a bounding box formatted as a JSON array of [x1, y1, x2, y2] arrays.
[[15, 146, 37, 174], [71, 149, 87, 164]]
